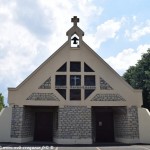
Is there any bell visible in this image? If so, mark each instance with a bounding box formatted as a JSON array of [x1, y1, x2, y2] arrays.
[[73, 40, 77, 44], [71, 37, 79, 44]]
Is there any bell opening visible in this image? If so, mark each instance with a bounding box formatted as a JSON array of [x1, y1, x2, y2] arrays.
[[71, 34, 79, 48]]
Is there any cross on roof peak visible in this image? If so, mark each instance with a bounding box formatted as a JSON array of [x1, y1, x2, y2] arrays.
[[71, 16, 79, 26]]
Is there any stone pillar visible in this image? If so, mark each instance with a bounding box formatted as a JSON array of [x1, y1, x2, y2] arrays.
[[11, 105, 34, 143], [114, 106, 140, 143], [54, 106, 92, 144]]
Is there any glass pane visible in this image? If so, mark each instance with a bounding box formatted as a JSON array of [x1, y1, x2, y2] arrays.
[[70, 62, 81, 72], [70, 75, 81, 86], [85, 89, 95, 99], [56, 89, 66, 99], [55, 75, 66, 86], [57, 62, 67, 72], [84, 63, 94, 72], [70, 89, 81, 100], [84, 75, 95, 86]]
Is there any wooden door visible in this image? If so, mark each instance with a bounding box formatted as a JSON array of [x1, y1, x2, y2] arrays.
[[95, 111, 114, 142], [34, 112, 53, 141]]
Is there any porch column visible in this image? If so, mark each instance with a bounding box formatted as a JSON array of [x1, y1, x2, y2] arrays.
[[54, 106, 92, 144], [114, 106, 140, 143], [10, 105, 34, 143]]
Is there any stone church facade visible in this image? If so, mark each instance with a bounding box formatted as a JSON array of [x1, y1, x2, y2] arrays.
[[7, 16, 143, 144]]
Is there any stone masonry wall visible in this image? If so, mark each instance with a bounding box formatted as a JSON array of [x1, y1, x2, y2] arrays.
[[11, 105, 34, 138], [114, 106, 139, 139], [56, 106, 92, 139]]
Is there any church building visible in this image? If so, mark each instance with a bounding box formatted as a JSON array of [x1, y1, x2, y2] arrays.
[[0, 16, 147, 144]]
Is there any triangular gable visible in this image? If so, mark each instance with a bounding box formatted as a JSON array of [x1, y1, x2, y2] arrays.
[[8, 16, 142, 107]]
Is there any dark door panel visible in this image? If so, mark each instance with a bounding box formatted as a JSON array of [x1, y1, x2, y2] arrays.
[[95, 111, 114, 142], [34, 112, 53, 141]]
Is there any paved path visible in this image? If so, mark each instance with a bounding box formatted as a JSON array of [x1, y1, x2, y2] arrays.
[[56, 146, 150, 150], [1, 144, 150, 150]]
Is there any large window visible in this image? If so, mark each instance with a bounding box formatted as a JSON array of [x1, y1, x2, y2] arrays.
[[55, 62, 96, 100], [84, 75, 95, 86], [84, 63, 94, 72], [55, 75, 67, 99], [70, 89, 81, 100], [70, 62, 81, 72], [57, 62, 67, 72], [85, 89, 95, 99], [56, 89, 66, 99], [55, 75, 66, 86], [70, 75, 81, 86]]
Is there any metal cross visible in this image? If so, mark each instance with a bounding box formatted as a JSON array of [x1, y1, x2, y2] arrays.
[[71, 16, 79, 26], [72, 76, 80, 86]]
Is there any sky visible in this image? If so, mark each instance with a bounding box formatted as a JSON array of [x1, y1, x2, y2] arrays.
[[0, 0, 150, 105]]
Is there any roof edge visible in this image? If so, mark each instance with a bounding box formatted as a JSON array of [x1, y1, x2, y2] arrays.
[[81, 41, 139, 92], [10, 41, 69, 90]]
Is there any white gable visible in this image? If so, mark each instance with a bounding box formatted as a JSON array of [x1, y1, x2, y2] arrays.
[[8, 16, 142, 108]]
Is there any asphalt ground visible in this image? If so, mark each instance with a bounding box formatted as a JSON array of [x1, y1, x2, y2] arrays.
[[1, 143, 150, 150]]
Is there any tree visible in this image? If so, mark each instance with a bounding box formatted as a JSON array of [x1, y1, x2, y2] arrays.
[[0, 93, 4, 111], [123, 49, 150, 109]]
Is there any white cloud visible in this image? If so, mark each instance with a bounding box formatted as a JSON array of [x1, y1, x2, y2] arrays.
[[0, 0, 103, 80], [38, 0, 103, 51], [0, 0, 103, 104], [132, 15, 137, 22], [105, 44, 150, 75], [0, 1, 16, 21], [125, 20, 150, 41], [0, 21, 46, 84], [84, 18, 124, 50]]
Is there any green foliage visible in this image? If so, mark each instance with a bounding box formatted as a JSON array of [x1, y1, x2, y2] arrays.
[[0, 93, 4, 111], [123, 49, 150, 109]]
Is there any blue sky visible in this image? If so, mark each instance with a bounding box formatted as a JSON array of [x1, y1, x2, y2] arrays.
[[0, 0, 150, 105]]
